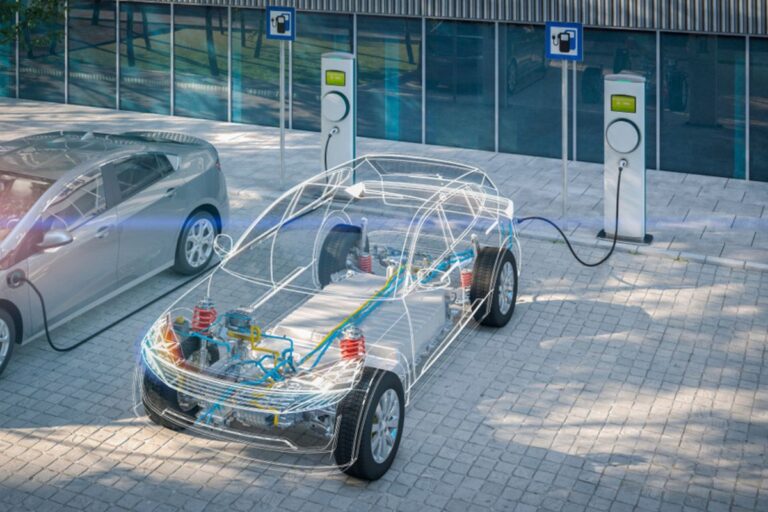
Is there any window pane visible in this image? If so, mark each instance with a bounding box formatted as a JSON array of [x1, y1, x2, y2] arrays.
[[425, 20, 494, 151], [174, 6, 228, 121], [119, 2, 170, 114], [292, 13, 352, 132], [357, 16, 422, 143], [750, 38, 768, 183], [0, 17, 14, 98], [232, 8, 280, 126], [577, 28, 656, 165], [498, 24, 559, 158], [19, 1, 65, 102], [109, 154, 163, 199], [660, 34, 746, 178], [68, 0, 116, 109], [46, 171, 106, 231]]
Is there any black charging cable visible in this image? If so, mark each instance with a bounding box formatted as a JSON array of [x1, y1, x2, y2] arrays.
[[516, 163, 625, 268], [6, 264, 219, 352], [323, 126, 340, 171]]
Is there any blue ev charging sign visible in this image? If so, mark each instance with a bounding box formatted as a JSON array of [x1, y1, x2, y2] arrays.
[[545, 22, 583, 61], [266, 6, 296, 41]]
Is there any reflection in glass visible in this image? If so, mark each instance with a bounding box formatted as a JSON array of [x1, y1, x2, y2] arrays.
[[750, 39, 768, 183], [119, 2, 170, 114], [174, 5, 228, 121], [18, 1, 65, 102], [0, 17, 13, 98], [577, 28, 656, 165], [357, 16, 422, 143], [232, 8, 280, 126], [68, 0, 116, 108], [292, 13, 352, 131], [660, 34, 745, 178], [425, 20, 494, 151], [498, 24, 559, 158]]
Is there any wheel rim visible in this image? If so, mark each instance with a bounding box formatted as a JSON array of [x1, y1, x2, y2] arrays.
[[371, 388, 400, 464], [0, 318, 10, 363], [185, 218, 215, 269], [497, 260, 516, 316]]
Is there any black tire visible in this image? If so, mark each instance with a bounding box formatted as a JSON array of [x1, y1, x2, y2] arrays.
[[173, 210, 219, 275], [469, 246, 518, 327], [318, 224, 361, 288], [334, 368, 405, 481], [142, 337, 212, 430], [0, 309, 16, 378]]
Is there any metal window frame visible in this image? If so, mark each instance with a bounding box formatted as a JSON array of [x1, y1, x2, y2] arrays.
[[227, 6, 232, 123], [14, 10, 19, 99], [656, 30, 661, 171], [494, 21, 499, 153], [116, 0, 121, 110], [421, 16, 426, 145], [170, 3, 175, 116], [64, 0, 69, 104], [746, 35, 750, 181]]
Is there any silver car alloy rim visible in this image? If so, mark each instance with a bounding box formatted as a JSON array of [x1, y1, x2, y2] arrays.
[[0, 318, 9, 364], [371, 388, 400, 464], [185, 218, 215, 269], [497, 260, 516, 316]]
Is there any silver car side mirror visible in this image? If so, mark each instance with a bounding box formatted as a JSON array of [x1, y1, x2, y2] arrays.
[[38, 229, 73, 250], [213, 233, 233, 259]]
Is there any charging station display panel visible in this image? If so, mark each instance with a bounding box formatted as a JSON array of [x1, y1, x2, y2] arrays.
[[611, 95, 636, 114], [325, 70, 346, 87]]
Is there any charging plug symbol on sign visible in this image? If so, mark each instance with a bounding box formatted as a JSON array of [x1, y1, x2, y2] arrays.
[[545, 22, 583, 61], [266, 6, 296, 41]]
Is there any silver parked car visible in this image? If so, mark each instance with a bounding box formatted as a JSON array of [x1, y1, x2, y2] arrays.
[[0, 131, 229, 376]]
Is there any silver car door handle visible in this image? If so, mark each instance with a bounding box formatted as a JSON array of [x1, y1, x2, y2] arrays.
[[164, 187, 177, 198], [95, 225, 111, 239]]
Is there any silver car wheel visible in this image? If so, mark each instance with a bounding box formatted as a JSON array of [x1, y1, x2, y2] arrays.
[[497, 261, 516, 315], [185, 218, 215, 269], [0, 318, 10, 364], [371, 388, 400, 464]]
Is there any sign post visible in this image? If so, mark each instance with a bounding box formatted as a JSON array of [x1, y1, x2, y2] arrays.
[[266, 6, 296, 188], [545, 21, 583, 217]]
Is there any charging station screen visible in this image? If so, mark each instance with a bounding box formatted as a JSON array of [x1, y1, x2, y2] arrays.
[[611, 95, 636, 114], [325, 70, 346, 87]]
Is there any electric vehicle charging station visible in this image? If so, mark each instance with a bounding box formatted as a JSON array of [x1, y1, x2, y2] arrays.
[[600, 73, 652, 244], [321, 52, 356, 170]]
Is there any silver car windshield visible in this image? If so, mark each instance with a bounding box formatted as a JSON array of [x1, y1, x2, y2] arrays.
[[0, 171, 52, 242]]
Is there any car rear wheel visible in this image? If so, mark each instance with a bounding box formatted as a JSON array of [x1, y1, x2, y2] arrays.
[[0, 309, 16, 378], [469, 246, 518, 327], [334, 368, 404, 481], [318, 224, 361, 288], [174, 210, 218, 275]]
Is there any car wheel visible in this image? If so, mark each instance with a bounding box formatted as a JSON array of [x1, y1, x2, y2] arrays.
[[334, 368, 405, 481], [174, 210, 218, 275], [318, 224, 361, 288], [142, 337, 210, 430], [470, 246, 518, 327], [0, 309, 16, 377]]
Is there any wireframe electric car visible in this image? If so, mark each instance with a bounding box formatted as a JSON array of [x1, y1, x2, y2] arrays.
[[0, 131, 228, 376], [140, 156, 520, 480]]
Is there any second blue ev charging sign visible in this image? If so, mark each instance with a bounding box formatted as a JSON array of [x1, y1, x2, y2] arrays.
[[545, 21, 583, 215], [267, 6, 297, 187]]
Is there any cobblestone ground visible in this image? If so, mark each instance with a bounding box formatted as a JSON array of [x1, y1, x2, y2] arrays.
[[0, 100, 766, 511], [0, 237, 765, 512]]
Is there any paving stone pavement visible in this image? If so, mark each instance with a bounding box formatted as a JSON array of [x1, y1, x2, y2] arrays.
[[0, 100, 766, 511]]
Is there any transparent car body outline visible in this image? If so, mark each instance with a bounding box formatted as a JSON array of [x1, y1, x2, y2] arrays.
[[136, 154, 521, 473]]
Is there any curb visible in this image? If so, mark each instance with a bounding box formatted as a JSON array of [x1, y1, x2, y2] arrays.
[[517, 230, 768, 273]]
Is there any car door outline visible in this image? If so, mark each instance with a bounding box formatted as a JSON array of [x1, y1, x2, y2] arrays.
[[103, 152, 186, 286], [25, 167, 120, 330]]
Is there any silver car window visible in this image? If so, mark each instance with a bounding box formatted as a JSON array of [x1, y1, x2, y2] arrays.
[[44, 170, 107, 231], [106, 153, 171, 201]]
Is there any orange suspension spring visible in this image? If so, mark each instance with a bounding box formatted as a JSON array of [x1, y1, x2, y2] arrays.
[[339, 325, 366, 360], [460, 269, 473, 289], [192, 298, 217, 332], [358, 253, 373, 273]]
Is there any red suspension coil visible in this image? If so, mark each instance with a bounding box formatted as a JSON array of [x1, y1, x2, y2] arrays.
[[358, 253, 373, 273], [192, 297, 217, 333], [340, 325, 366, 360], [460, 269, 473, 289]]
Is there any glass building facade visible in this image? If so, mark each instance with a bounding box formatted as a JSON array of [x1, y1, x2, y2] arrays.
[[1, 4, 766, 182]]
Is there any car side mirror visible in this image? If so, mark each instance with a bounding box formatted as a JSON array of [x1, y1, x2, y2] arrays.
[[213, 233, 233, 259], [38, 229, 73, 251]]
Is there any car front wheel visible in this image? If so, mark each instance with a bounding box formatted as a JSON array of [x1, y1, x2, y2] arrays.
[[470, 246, 518, 327], [0, 309, 15, 377], [334, 368, 404, 481], [174, 210, 218, 275]]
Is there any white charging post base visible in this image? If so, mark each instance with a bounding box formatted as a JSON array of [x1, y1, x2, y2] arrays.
[[321, 52, 356, 170], [599, 73, 652, 245]]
